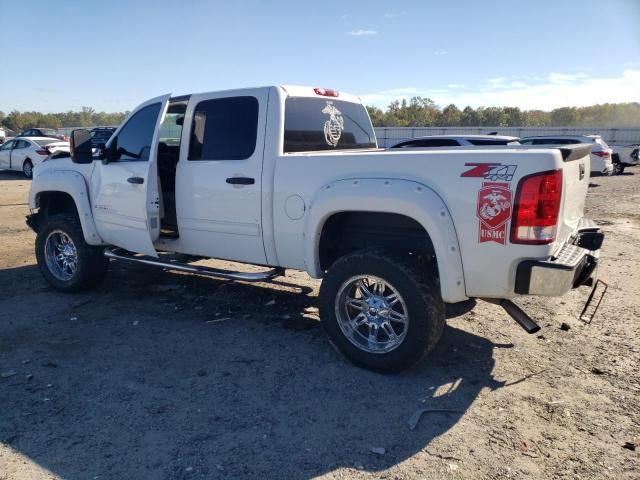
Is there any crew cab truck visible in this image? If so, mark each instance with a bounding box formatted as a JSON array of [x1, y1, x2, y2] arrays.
[[26, 86, 603, 372]]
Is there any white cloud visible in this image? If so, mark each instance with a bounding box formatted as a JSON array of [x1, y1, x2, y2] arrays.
[[347, 29, 377, 36], [361, 69, 640, 110], [548, 72, 590, 83], [384, 12, 406, 18], [434, 50, 448, 56], [447, 83, 467, 89]]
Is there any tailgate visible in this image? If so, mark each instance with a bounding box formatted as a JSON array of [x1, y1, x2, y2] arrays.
[[556, 144, 592, 244]]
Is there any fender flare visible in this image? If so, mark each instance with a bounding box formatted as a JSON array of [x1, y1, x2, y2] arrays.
[[29, 170, 104, 246], [304, 178, 467, 303]]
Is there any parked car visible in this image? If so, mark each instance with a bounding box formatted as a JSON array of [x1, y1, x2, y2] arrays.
[[90, 127, 117, 147], [0, 127, 18, 144], [0, 137, 69, 177], [610, 144, 640, 174], [390, 134, 520, 148], [519, 135, 614, 176], [19, 128, 68, 141], [26, 86, 602, 372]]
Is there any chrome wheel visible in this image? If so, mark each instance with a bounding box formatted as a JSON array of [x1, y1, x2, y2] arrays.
[[335, 275, 409, 354], [44, 230, 78, 281]]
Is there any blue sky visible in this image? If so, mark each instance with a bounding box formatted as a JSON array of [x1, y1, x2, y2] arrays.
[[0, 0, 638, 112]]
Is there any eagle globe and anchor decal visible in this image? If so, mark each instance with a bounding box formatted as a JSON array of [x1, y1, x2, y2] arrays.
[[476, 182, 513, 244], [321, 101, 344, 147]]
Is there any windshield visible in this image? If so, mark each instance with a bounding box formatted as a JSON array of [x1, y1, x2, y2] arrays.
[[284, 97, 376, 153], [40, 129, 58, 136]]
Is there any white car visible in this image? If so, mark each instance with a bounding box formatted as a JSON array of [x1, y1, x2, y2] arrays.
[[520, 135, 614, 176], [390, 134, 520, 148], [26, 86, 602, 372], [0, 137, 69, 178], [611, 144, 640, 175]]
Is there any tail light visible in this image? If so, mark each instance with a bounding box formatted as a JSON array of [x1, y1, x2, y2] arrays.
[[592, 151, 610, 158], [36, 149, 49, 156], [510, 169, 563, 245], [314, 87, 339, 97]]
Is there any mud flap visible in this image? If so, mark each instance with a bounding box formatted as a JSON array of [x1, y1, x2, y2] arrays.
[[579, 279, 608, 324]]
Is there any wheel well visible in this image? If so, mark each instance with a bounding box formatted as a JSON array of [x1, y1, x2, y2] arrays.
[[37, 191, 78, 218], [319, 212, 436, 272]]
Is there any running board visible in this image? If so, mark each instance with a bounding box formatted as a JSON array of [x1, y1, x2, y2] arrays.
[[104, 248, 284, 283]]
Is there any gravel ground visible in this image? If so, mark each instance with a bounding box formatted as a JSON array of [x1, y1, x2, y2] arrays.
[[0, 169, 638, 479]]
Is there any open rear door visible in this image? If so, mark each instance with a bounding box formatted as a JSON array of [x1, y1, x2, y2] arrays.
[[91, 94, 171, 257]]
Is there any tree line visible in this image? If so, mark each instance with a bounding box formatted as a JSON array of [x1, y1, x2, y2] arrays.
[[2, 100, 640, 132], [0, 107, 127, 132], [366, 98, 640, 127]]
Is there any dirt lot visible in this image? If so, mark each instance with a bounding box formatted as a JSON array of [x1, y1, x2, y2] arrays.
[[0, 170, 638, 480]]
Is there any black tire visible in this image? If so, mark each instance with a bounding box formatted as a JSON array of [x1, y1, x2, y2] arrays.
[[22, 159, 33, 178], [615, 164, 625, 175], [319, 248, 445, 373], [35, 213, 109, 292]]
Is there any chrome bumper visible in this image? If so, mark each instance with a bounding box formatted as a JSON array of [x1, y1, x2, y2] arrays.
[[515, 228, 603, 296]]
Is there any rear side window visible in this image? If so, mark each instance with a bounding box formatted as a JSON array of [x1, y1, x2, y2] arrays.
[[284, 97, 376, 153], [393, 138, 459, 148], [188, 96, 259, 161]]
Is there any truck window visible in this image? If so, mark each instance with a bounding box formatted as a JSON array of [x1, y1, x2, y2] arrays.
[[111, 103, 162, 161], [284, 97, 376, 153], [188, 96, 259, 161]]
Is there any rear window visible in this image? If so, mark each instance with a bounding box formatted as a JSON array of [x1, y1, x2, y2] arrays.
[[34, 139, 58, 146], [393, 138, 460, 148], [284, 97, 376, 153], [594, 137, 609, 148], [530, 138, 576, 145], [468, 139, 520, 146], [40, 129, 58, 136]]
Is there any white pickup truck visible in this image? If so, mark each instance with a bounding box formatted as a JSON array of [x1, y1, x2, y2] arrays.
[[26, 85, 604, 372]]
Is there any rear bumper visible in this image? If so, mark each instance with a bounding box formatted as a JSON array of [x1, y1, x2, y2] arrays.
[[515, 227, 603, 296]]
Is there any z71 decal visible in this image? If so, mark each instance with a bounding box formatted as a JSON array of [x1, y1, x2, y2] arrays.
[[461, 163, 517, 181], [476, 182, 513, 245]]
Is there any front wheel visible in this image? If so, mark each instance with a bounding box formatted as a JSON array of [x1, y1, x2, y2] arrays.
[[319, 249, 445, 372], [35, 213, 109, 292], [613, 163, 625, 175]]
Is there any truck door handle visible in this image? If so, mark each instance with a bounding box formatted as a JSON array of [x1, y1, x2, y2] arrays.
[[226, 177, 255, 185], [127, 176, 144, 184]]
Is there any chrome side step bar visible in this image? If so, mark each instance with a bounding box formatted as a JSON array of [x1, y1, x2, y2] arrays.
[[104, 248, 285, 283]]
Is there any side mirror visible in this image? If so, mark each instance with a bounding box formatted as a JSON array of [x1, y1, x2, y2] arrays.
[[70, 129, 93, 164]]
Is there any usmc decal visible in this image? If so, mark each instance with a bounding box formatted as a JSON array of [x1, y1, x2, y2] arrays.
[[476, 182, 512, 245], [322, 101, 344, 147]]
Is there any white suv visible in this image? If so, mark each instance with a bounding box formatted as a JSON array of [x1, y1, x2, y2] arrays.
[[390, 134, 520, 148], [520, 135, 614, 176]]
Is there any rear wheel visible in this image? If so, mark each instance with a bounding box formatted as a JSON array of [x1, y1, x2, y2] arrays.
[[35, 213, 109, 292], [319, 248, 445, 372], [22, 159, 33, 178]]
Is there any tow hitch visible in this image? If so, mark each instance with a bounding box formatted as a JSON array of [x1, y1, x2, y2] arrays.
[[482, 298, 541, 334]]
